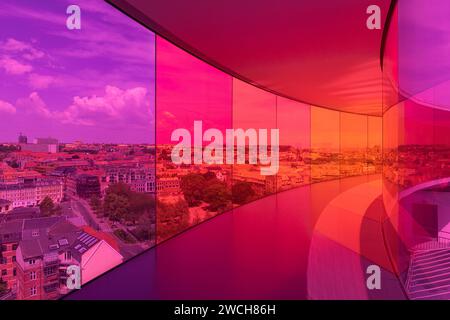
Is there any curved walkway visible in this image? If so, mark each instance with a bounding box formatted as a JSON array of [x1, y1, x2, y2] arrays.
[[65, 175, 405, 300], [307, 179, 406, 299]]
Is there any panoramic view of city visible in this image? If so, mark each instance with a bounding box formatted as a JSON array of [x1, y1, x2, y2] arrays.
[[0, 137, 156, 299], [3, 0, 450, 305], [0, 0, 156, 299]]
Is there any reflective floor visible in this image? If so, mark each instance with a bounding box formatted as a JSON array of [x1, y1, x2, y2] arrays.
[[66, 174, 405, 300]]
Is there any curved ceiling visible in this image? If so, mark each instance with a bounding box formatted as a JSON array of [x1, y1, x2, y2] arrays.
[[108, 0, 392, 116]]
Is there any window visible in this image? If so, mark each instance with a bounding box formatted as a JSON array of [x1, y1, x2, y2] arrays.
[[31, 230, 39, 237], [13, 268, 16, 276], [30, 271, 36, 280], [44, 266, 57, 277], [64, 251, 72, 261], [28, 259, 36, 265], [1, 269, 6, 276], [12, 256, 15, 262], [30, 286, 37, 296], [58, 238, 69, 246], [12, 244, 18, 250]]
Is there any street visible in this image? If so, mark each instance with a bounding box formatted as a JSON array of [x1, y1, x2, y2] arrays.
[[68, 195, 148, 260], [71, 198, 100, 230]]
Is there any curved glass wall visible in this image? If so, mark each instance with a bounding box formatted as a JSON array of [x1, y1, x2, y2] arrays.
[[382, 0, 450, 300], [58, 0, 450, 301], [2, 0, 428, 301], [155, 33, 383, 244]]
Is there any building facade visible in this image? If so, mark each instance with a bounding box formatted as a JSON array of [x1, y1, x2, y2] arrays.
[[1, 216, 124, 300], [0, 179, 63, 209], [102, 166, 156, 194], [67, 174, 101, 199]]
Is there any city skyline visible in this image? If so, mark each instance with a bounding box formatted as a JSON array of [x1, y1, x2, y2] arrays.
[[0, 134, 156, 146]]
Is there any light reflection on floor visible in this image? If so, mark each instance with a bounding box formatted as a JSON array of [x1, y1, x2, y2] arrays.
[[65, 174, 405, 300]]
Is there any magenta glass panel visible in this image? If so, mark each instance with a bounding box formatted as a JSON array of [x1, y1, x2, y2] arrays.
[[382, 3, 399, 112], [433, 107, 450, 192], [399, 100, 434, 189], [232, 79, 277, 204], [155, 36, 232, 242], [398, 0, 450, 104], [382, 1, 450, 288]]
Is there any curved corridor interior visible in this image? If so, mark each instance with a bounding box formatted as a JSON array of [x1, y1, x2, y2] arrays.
[[0, 0, 449, 301]]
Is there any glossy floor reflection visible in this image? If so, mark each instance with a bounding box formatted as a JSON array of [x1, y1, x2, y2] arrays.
[[65, 175, 405, 300], [308, 179, 406, 299]]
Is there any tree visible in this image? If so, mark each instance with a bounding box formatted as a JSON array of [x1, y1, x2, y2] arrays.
[[232, 182, 255, 205], [202, 171, 217, 181], [102, 183, 156, 225], [157, 199, 190, 241], [40, 196, 55, 216], [203, 182, 231, 212], [103, 192, 130, 222], [128, 193, 155, 224], [90, 195, 103, 216], [158, 148, 171, 161], [180, 174, 206, 207], [106, 182, 132, 198]]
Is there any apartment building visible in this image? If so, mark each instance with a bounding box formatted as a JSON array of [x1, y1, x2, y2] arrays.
[[8, 216, 123, 300], [102, 166, 156, 193], [0, 179, 63, 209], [156, 177, 181, 196], [0, 220, 21, 291], [67, 174, 101, 199]]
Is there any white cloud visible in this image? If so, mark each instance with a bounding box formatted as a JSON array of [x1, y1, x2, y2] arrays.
[[16, 92, 52, 117], [28, 73, 56, 89], [1, 38, 45, 60], [0, 99, 16, 114], [15, 86, 152, 128], [0, 56, 33, 75], [57, 86, 151, 127]]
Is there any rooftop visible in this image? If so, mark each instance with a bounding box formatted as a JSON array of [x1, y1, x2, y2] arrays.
[[18, 218, 100, 260]]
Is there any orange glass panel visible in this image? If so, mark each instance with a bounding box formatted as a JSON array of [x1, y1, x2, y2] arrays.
[[339, 113, 367, 177], [367, 116, 382, 175], [311, 107, 340, 182], [276, 97, 311, 191]]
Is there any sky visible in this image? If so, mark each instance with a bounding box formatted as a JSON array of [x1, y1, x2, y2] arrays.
[[0, 0, 155, 144]]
